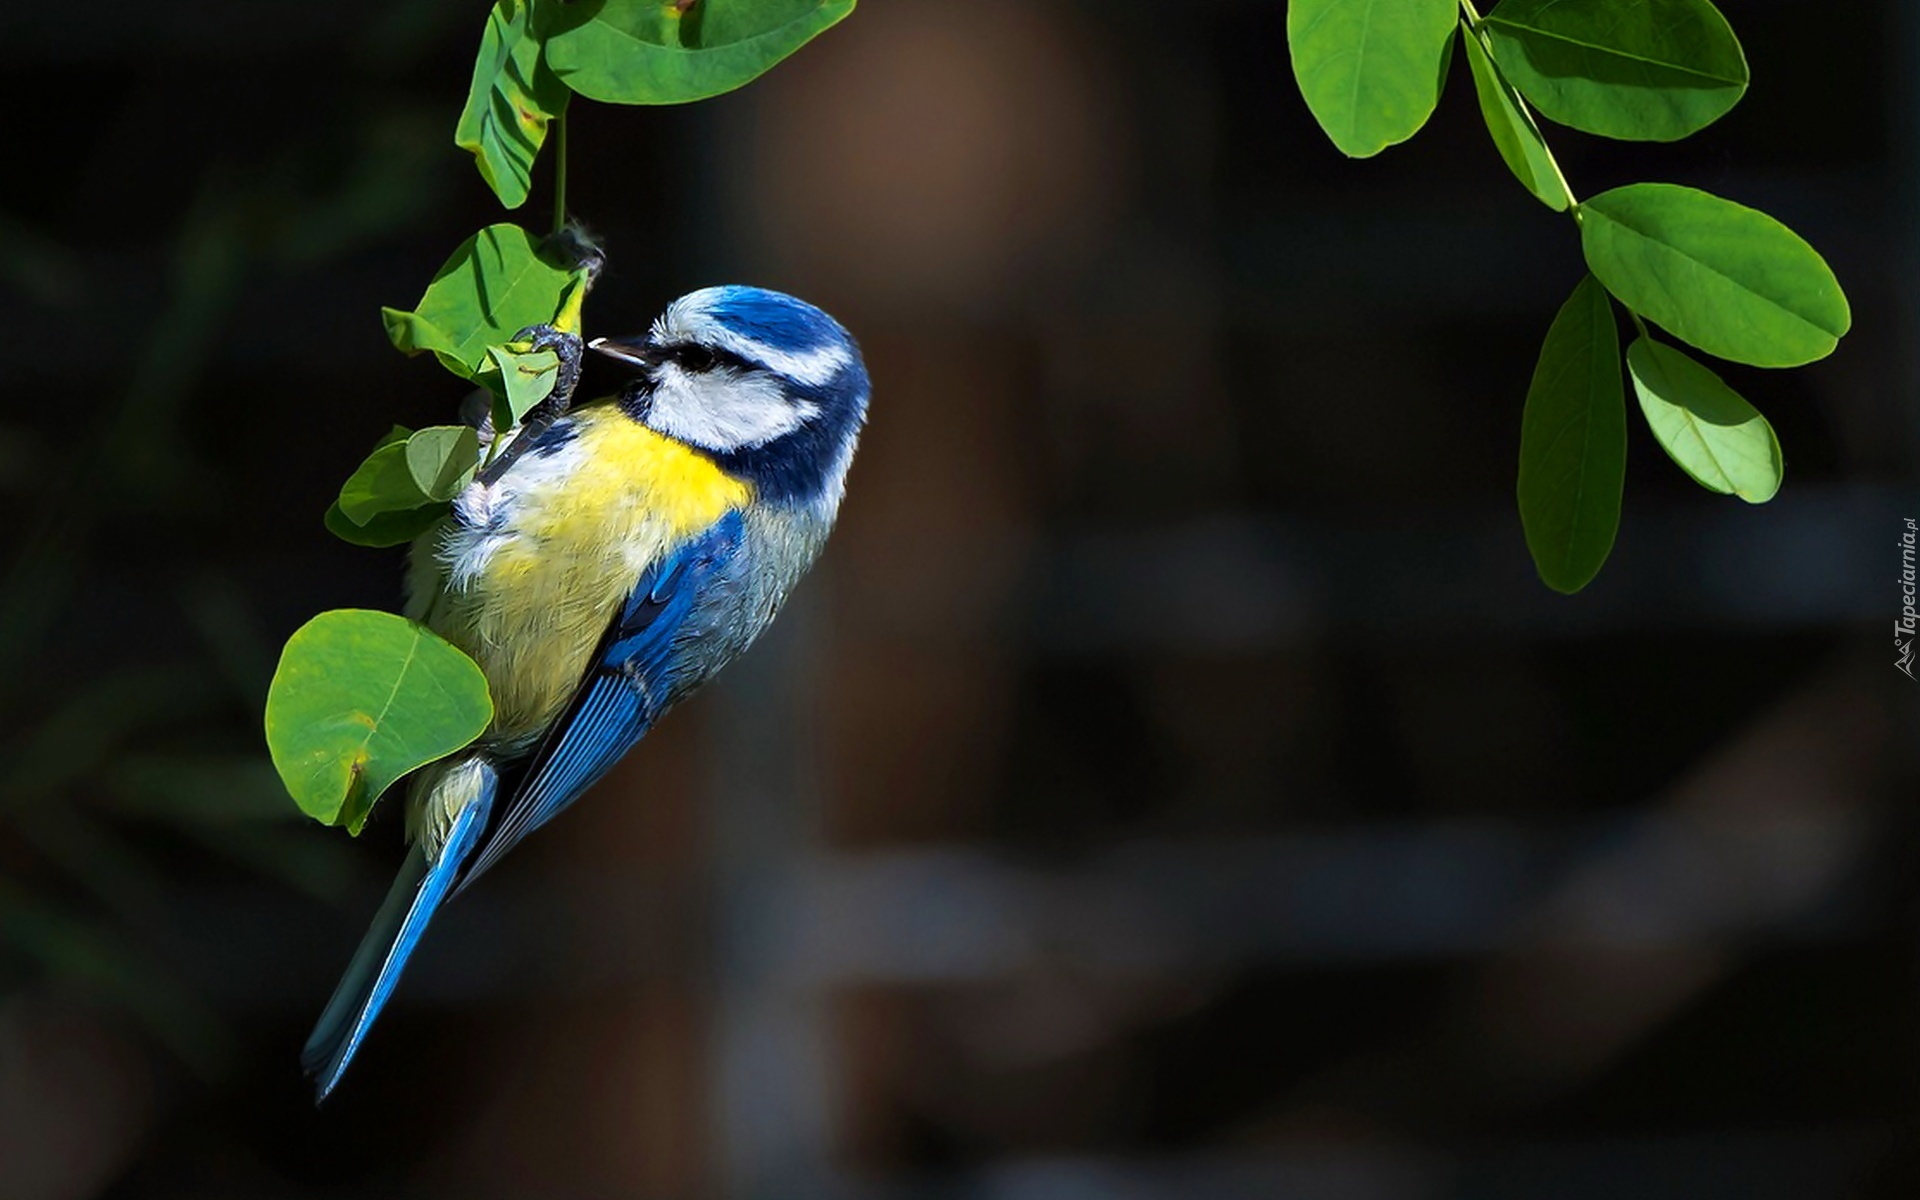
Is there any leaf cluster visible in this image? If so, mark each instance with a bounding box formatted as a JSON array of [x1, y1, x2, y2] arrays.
[[458, 0, 854, 210], [1288, 0, 1849, 592], [266, 0, 856, 831]]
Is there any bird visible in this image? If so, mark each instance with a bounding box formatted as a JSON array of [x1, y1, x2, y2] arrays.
[[301, 285, 869, 1101]]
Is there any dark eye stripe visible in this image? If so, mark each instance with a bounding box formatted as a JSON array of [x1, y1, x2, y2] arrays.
[[663, 342, 755, 374]]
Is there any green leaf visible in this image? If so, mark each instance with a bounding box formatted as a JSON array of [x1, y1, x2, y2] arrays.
[[382, 223, 578, 379], [332, 424, 479, 544], [371, 424, 414, 452], [327, 425, 450, 548], [1483, 0, 1747, 142], [455, 0, 572, 208], [337, 442, 430, 525], [547, 0, 856, 106], [1626, 336, 1782, 502], [1518, 274, 1626, 594], [485, 345, 561, 424], [1287, 0, 1458, 158], [264, 610, 492, 832], [404, 425, 482, 501], [1578, 183, 1850, 368], [324, 502, 446, 549], [1461, 24, 1569, 211]]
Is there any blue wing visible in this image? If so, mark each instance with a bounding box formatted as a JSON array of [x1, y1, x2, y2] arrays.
[[454, 511, 745, 891]]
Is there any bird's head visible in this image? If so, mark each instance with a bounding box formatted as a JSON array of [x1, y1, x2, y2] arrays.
[[591, 286, 869, 510]]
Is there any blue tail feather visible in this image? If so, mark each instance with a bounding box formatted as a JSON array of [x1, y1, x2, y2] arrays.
[[302, 763, 495, 1103]]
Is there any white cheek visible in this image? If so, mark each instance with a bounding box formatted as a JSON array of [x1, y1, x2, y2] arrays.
[[646, 366, 818, 451]]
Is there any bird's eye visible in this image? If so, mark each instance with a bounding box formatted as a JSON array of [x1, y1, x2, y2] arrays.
[[672, 344, 718, 372]]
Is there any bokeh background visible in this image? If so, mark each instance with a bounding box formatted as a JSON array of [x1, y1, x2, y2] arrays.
[[5, 1, 1919, 1196]]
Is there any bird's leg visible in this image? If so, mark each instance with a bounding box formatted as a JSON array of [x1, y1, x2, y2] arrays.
[[513, 323, 585, 421]]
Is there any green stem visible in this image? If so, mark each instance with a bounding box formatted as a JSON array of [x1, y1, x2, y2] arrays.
[[1536, 105, 1580, 215], [1627, 308, 1652, 341], [552, 108, 569, 237]]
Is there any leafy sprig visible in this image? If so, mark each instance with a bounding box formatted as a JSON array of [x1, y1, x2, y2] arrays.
[[1288, 0, 1849, 592]]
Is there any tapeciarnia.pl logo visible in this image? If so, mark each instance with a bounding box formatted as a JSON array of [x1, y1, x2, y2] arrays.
[[1899, 518, 1917, 679]]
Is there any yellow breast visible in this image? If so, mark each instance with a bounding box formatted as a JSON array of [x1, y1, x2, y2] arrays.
[[414, 404, 751, 746]]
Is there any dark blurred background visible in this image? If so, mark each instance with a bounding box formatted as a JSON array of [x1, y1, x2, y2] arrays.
[[4, 1, 1918, 1196]]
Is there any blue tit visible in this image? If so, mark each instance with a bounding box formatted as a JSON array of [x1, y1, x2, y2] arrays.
[[302, 286, 869, 1101]]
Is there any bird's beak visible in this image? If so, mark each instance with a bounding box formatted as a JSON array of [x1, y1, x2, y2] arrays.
[[588, 336, 655, 371]]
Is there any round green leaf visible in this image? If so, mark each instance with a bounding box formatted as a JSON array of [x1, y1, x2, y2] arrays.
[[324, 502, 446, 550], [456, 0, 572, 209], [1627, 337, 1781, 502], [404, 425, 483, 501], [1483, 0, 1747, 142], [1461, 25, 1569, 211], [547, 0, 856, 106], [328, 426, 448, 547], [1518, 274, 1626, 594], [1288, 0, 1458, 158], [328, 425, 451, 548], [265, 610, 492, 832], [381, 224, 578, 379], [1579, 184, 1850, 368], [337, 442, 431, 525]]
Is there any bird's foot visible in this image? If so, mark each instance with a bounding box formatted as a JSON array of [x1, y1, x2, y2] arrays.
[[512, 324, 585, 420]]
